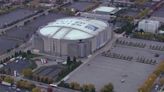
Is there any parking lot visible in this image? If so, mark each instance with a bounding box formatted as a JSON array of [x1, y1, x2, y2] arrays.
[[66, 55, 154, 92], [0, 8, 36, 28], [122, 9, 140, 17], [108, 46, 164, 63], [65, 1, 95, 11], [0, 36, 21, 54], [2, 58, 31, 75], [66, 38, 164, 92], [6, 12, 69, 40], [34, 65, 64, 79], [152, 5, 164, 18], [0, 12, 69, 54], [0, 84, 28, 92]]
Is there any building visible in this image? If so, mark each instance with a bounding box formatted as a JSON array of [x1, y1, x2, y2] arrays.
[[92, 6, 122, 15], [79, 6, 121, 21], [138, 19, 160, 33], [33, 17, 113, 58]]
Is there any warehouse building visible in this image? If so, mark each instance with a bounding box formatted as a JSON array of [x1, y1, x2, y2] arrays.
[[33, 17, 113, 58], [138, 19, 160, 33]]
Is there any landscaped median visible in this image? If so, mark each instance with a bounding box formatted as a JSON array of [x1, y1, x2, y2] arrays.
[[58, 81, 114, 92], [138, 61, 164, 92], [55, 57, 82, 82]]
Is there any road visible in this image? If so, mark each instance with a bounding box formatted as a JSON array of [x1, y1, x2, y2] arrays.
[[0, 74, 77, 92]]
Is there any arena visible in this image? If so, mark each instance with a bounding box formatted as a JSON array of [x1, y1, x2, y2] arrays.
[[32, 17, 113, 58]]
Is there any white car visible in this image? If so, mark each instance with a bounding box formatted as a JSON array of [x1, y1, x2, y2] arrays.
[[121, 79, 125, 83]]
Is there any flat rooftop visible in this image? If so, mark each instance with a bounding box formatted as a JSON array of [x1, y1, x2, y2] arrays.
[[93, 6, 121, 14]]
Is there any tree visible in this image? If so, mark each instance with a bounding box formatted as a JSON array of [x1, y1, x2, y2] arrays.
[[32, 87, 41, 92], [58, 81, 69, 88], [159, 77, 164, 85], [67, 56, 72, 65], [47, 87, 53, 92], [73, 56, 77, 62], [26, 34, 29, 38], [69, 82, 81, 90], [81, 84, 96, 92], [22, 68, 33, 78], [138, 85, 147, 92], [4, 76, 14, 84], [15, 44, 19, 48], [139, 29, 144, 33], [6, 67, 12, 75], [100, 83, 114, 92], [27, 50, 32, 55], [7, 49, 11, 52], [154, 62, 164, 76], [22, 52, 27, 58], [16, 80, 35, 90], [14, 52, 19, 57]]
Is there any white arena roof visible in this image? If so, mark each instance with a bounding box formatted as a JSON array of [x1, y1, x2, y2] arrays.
[[39, 17, 108, 40], [93, 6, 121, 14]]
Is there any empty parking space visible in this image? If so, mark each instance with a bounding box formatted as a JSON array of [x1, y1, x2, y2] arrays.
[[152, 5, 164, 18], [108, 46, 164, 63], [34, 65, 63, 79], [0, 37, 21, 54], [2, 58, 31, 75], [0, 84, 27, 92]]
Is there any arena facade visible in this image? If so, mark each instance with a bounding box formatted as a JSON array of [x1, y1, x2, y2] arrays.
[[32, 17, 113, 58]]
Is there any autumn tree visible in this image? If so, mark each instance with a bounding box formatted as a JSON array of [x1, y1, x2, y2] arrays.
[[32, 87, 41, 92], [69, 82, 81, 90], [100, 83, 114, 92], [4, 76, 14, 84], [81, 84, 96, 92], [22, 68, 33, 78], [159, 78, 164, 85]]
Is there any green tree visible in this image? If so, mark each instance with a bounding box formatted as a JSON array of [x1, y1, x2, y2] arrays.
[[73, 57, 77, 62], [67, 56, 72, 65], [27, 50, 31, 55]]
